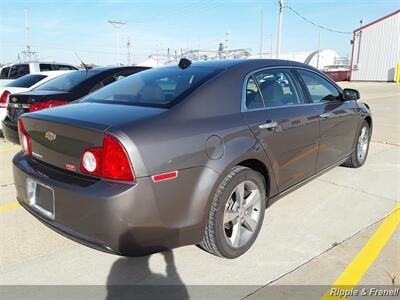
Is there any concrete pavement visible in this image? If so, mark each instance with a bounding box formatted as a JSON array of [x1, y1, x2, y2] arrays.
[[0, 82, 399, 299]]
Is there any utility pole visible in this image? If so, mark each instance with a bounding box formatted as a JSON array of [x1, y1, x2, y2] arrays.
[[259, 9, 263, 58], [276, 0, 284, 58], [316, 31, 320, 69], [269, 34, 273, 58], [127, 36, 132, 65], [21, 9, 36, 61], [108, 20, 126, 66], [224, 30, 230, 54]]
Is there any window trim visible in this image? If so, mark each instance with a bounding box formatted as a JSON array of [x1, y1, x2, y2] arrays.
[[241, 66, 307, 112]]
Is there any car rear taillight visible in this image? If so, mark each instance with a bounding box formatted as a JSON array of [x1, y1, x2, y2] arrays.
[[0, 90, 10, 108], [80, 134, 134, 181], [29, 100, 68, 112], [18, 119, 32, 155]]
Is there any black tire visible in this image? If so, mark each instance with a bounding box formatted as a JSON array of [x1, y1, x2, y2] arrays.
[[342, 120, 371, 168], [199, 166, 267, 258]]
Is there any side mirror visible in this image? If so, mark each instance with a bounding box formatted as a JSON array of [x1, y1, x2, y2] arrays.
[[342, 88, 360, 101]]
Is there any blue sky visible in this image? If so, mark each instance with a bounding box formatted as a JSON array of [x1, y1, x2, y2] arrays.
[[1, 0, 398, 65]]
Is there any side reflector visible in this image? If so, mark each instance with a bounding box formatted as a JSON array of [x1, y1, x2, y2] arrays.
[[152, 171, 178, 182]]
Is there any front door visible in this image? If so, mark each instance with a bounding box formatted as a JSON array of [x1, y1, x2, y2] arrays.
[[241, 68, 320, 192], [296, 69, 358, 172]]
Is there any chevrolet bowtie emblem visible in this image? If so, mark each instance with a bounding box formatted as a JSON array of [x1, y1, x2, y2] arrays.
[[45, 131, 56, 141]]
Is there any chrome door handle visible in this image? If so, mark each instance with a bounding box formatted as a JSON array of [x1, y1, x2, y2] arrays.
[[259, 121, 278, 130], [320, 112, 332, 118]]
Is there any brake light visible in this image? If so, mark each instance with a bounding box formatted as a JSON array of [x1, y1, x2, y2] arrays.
[[29, 100, 68, 112], [0, 90, 10, 108], [80, 134, 134, 181], [102, 134, 134, 181], [18, 119, 32, 155]]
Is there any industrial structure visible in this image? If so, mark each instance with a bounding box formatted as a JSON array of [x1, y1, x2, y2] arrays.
[[350, 9, 400, 81]]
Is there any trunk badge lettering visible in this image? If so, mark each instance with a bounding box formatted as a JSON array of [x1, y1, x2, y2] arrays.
[[65, 164, 77, 171], [32, 152, 43, 159], [45, 131, 57, 141]]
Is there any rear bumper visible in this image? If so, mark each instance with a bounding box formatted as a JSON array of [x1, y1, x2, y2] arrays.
[[13, 152, 219, 256], [2, 118, 19, 144]]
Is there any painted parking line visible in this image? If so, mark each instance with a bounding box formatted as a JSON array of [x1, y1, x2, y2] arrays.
[[322, 202, 400, 299], [0, 202, 20, 213]]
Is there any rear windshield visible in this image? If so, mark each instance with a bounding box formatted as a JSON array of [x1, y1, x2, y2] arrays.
[[5, 74, 47, 88], [83, 66, 223, 108], [35, 70, 88, 92]]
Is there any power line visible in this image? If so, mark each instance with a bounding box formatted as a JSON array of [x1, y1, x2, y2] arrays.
[[285, 4, 352, 34]]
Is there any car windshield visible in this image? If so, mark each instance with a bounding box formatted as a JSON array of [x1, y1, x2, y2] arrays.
[[35, 71, 89, 92], [83, 65, 223, 108], [5, 74, 47, 88]]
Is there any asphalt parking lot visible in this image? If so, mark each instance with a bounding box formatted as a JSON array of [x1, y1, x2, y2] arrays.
[[0, 82, 399, 299]]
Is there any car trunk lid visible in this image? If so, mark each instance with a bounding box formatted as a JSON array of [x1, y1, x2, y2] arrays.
[[8, 91, 70, 122], [20, 102, 166, 176]]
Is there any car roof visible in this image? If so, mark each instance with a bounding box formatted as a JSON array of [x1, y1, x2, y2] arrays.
[[186, 59, 315, 70]]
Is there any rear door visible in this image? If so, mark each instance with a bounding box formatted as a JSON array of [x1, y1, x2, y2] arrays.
[[241, 67, 320, 192], [296, 69, 358, 172]]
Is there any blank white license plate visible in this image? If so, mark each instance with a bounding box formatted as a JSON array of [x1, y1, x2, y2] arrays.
[[26, 178, 55, 219]]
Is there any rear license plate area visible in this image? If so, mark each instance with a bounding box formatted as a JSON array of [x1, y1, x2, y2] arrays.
[[26, 178, 55, 219]]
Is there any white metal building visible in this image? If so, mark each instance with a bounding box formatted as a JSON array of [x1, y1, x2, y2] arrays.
[[350, 9, 400, 81]]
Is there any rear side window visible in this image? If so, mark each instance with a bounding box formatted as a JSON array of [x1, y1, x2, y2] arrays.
[[8, 64, 29, 79], [84, 66, 223, 108], [40, 64, 52, 71], [298, 69, 340, 103], [5, 74, 47, 88], [35, 71, 89, 92], [0, 67, 10, 79], [245, 69, 302, 109]]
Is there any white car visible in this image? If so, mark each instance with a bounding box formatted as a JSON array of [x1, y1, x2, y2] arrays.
[[0, 71, 73, 126], [0, 62, 78, 87]]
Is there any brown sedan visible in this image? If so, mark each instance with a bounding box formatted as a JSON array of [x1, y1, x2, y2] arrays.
[[12, 59, 372, 258]]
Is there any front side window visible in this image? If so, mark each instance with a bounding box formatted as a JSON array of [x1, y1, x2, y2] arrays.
[[8, 64, 29, 79], [40, 64, 52, 71], [83, 66, 223, 108], [298, 69, 340, 103], [5, 74, 47, 88], [254, 69, 302, 108], [52, 64, 78, 71]]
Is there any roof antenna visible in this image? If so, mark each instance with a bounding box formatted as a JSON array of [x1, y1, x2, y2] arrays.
[[74, 52, 88, 73], [178, 58, 191, 69]]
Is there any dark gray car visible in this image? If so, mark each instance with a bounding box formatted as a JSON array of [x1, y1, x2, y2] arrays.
[[12, 59, 372, 258]]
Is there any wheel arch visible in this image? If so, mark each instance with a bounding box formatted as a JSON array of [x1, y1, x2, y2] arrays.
[[236, 158, 271, 200], [364, 115, 372, 130]]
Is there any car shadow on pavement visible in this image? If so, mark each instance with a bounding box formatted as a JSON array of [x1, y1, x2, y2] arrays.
[[106, 232, 189, 300]]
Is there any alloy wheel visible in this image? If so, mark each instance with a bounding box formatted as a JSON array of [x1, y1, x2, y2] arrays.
[[357, 126, 369, 162], [223, 180, 262, 248]]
